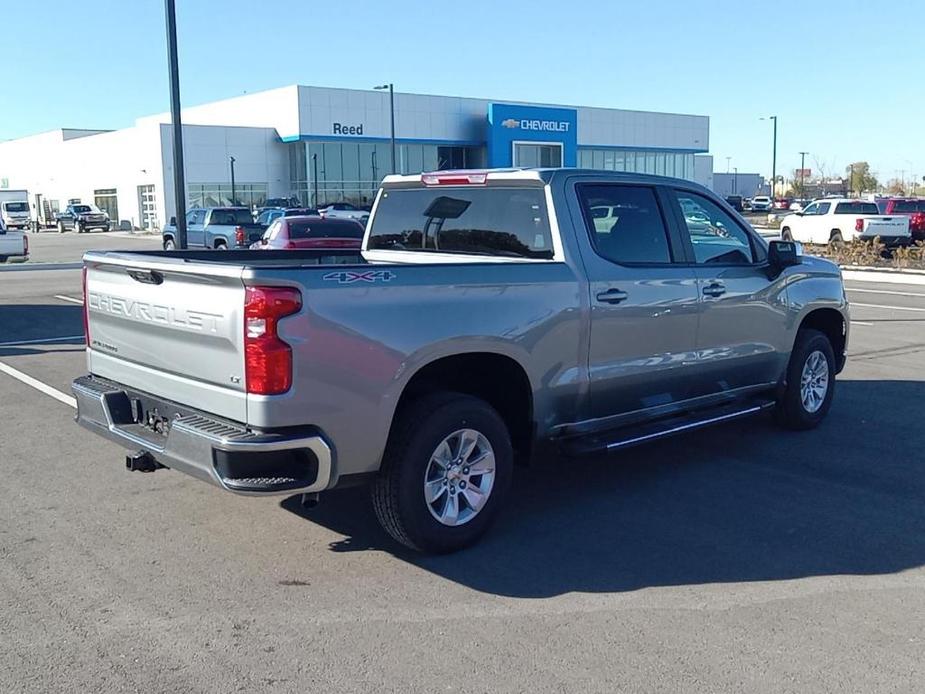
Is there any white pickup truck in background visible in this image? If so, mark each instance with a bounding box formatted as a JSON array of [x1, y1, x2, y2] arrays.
[[0, 222, 29, 263], [780, 198, 911, 246]]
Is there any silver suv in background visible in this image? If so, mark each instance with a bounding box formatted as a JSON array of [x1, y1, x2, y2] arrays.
[[74, 169, 849, 553]]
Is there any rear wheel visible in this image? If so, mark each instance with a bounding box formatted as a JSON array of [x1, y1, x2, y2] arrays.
[[829, 230, 844, 246], [371, 393, 513, 553], [214, 240, 227, 250], [775, 328, 836, 430]]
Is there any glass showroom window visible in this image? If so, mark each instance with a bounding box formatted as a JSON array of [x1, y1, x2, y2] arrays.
[[188, 183, 267, 209], [93, 188, 118, 223]]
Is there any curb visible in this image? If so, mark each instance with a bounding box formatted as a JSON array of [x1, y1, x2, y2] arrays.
[[841, 268, 925, 285]]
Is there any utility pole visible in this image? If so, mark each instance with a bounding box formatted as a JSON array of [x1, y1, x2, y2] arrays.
[[771, 116, 777, 199], [733, 167, 738, 195], [374, 83, 396, 174], [229, 156, 236, 205], [164, 0, 187, 248], [798, 151, 808, 199], [726, 156, 731, 174]]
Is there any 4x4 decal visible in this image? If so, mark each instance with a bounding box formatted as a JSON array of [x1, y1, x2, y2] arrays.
[[322, 270, 396, 284]]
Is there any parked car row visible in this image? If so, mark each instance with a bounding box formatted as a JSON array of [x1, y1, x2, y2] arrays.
[[163, 206, 366, 251]]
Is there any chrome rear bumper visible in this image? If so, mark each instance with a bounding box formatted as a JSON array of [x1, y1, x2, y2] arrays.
[[73, 375, 335, 495]]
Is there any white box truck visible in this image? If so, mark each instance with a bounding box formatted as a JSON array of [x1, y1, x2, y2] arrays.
[[0, 190, 31, 230]]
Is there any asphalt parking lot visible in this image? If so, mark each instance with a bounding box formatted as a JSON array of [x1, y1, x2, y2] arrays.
[[2, 235, 924, 693]]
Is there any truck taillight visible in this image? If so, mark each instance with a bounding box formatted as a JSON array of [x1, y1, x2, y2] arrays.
[[855, 218, 864, 232], [23, 233, 28, 256], [235, 226, 245, 246], [244, 286, 301, 395], [82, 266, 90, 347]]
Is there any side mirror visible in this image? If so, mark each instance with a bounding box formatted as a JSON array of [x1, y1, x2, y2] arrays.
[[796, 211, 804, 216], [169, 216, 177, 226], [261, 238, 268, 245], [767, 239, 801, 277]]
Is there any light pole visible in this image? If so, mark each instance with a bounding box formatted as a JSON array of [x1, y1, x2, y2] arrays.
[[733, 167, 738, 195], [726, 156, 731, 174], [229, 156, 236, 205], [798, 151, 808, 200], [312, 153, 319, 208], [374, 83, 396, 174], [761, 116, 778, 198], [164, 0, 187, 248]]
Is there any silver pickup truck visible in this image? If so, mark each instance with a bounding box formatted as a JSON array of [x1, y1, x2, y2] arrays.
[[74, 169, 849, 553]]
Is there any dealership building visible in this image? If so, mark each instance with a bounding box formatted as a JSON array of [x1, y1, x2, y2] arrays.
[[0, 85, 711, 229]]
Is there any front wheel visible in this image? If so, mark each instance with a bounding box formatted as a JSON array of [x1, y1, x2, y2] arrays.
[[829, 230, 844, 246], [781, 227, 793, 241], [57, 221, 65, 234], [775, 328, 836, 430], [371, 393, 513, 553], [163, 238, 176, 251]]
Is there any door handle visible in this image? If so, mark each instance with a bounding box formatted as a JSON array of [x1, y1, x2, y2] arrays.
[[596, 288, 629, 304], [702, 282, 726, 297]]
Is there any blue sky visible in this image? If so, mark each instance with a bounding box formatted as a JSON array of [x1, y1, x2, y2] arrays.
[[4, 0, 922, 183]]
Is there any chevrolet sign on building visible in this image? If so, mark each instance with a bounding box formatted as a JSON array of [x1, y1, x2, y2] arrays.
[[488, 103, 579, 167]]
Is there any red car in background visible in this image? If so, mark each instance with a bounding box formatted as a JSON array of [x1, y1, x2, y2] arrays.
[[773, 198, 792, 210], [877, 199, 925, 242], [252, 215, 365, 250]]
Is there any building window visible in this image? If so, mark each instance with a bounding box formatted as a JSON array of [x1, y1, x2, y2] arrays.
[[575, 148, 698, 181], [187, 183, 268, 209], [94, 188, 118, 223]]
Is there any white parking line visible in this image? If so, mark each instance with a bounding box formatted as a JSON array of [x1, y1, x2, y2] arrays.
[[54, 294, 84, 305], [0, 361, 76, 409], [0, 335, 84, 347], [851, 302, 925, 313], [846, 287, 925, 298]]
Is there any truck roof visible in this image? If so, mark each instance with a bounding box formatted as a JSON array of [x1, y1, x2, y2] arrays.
[[381, 167, 705, 189]]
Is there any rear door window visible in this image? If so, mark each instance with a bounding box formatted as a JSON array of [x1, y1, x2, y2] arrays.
[[577, 185, 673, 264], [367, 187, 553, 259]]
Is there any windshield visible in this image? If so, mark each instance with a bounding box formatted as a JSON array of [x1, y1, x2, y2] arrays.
[[72, 205, 91, 213], [367, 187, 554, 259], [4, 202, 28, 212]]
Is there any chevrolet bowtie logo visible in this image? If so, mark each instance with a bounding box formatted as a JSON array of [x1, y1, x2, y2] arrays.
[[501, 118, 520, 129]]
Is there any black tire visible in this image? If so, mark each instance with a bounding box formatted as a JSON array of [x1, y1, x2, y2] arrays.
[[775, 328, 836, 430], [371, 393, 513, 553], [829, 230, 844, 246], [214, 241, 227, 250], [75, 222, 83, 234], [57, 221, 65, 234], [781, 227, 792, 241], [163, 237, 176, 251]]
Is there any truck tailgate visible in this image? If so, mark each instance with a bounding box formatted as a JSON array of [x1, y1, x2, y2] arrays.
[[862, 216, 910, 238], [85, 253, 248, 422]]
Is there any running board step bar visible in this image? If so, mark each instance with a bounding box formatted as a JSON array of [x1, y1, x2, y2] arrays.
[[560, 399, 777, 457]]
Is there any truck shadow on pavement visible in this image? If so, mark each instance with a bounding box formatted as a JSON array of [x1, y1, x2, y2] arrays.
[[0, 304, 85, 349], [286, 378, 925, 597]]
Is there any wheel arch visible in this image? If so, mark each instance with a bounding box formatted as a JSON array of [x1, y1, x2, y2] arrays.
[[798, 307, 847, 372], [392, 351, 535, 462]]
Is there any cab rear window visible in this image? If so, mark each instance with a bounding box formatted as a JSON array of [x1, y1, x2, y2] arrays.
[[289, 220, 364, 239], [834, 202, 879, 214], [367, 187, 554, 259], [893, 200, 925, 213]]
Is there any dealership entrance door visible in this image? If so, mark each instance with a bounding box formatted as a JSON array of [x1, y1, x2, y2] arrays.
[[512, 142, 563, 167]]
